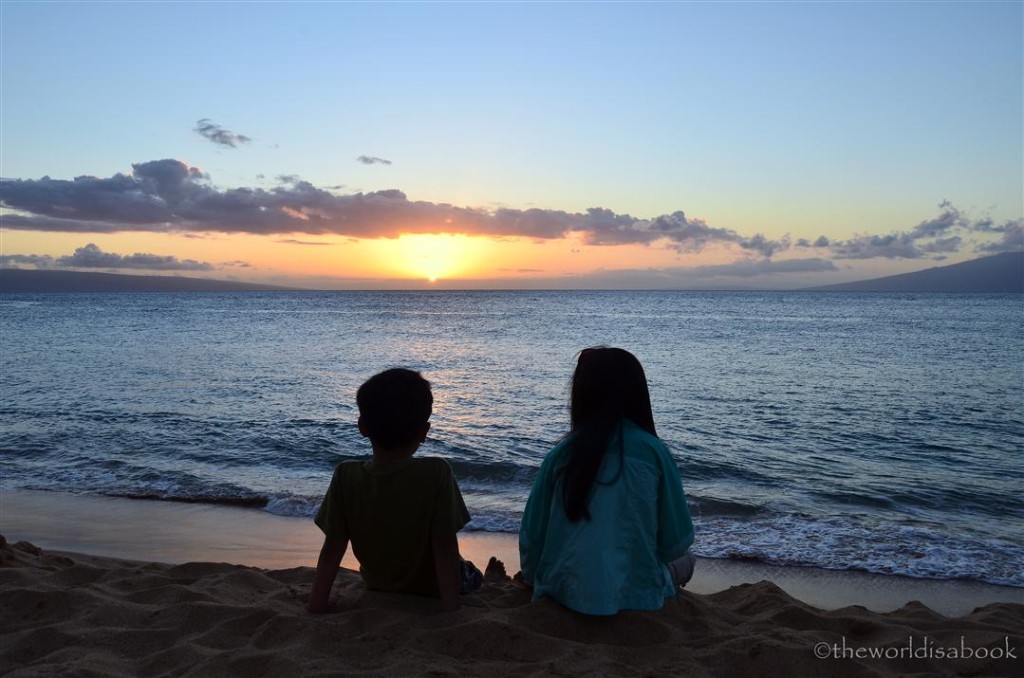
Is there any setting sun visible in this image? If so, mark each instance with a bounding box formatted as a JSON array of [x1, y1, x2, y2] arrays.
[[391, 234, 490, 282]]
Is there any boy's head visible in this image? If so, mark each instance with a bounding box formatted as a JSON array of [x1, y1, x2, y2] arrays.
[[356, 368, 433, 451]]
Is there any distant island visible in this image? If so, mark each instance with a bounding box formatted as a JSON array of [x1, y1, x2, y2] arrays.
[[810, 251, 1023, 293], [0, 270, 297, 293], [2, 251, 1021, 292]]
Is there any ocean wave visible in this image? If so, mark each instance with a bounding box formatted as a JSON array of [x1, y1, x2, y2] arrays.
[[264, 494, 321, 517], [689, 496, 765, 517], [107, 490, 270, 508], [446, 458, 538, 484], [695, 514, 1024, 589]]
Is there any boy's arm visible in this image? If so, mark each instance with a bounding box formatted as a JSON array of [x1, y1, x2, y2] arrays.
[[307, 536, 348, 613], [431, 531, 460, 613]]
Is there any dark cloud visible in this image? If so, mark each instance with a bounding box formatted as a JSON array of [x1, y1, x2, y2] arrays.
[[579, 208, 789, 256], [357, 155, 393, 165], [920, 236, 962, 254], [0, 213, 145, 233], [739, 233, 791, 258], [57, 243, 214, 271], [223, 260, 252, 268], [910, 200, 965, 238], [829, 232, 922, 259], [194, 119, 252, 148], [974, 217, 1023, 234]]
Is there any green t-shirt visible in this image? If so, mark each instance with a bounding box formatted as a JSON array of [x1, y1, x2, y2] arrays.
[[314, 456, 470, 596]]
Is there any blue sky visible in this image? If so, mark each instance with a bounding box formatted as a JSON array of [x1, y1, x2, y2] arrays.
[[1, 1, 1021, 289]]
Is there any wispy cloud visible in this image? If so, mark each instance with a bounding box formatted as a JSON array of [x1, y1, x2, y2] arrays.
[[1, 161, 1018, 262], [194, 119, 252, 148], [278, 238, 331, 246], [356, 155, 392, 165]]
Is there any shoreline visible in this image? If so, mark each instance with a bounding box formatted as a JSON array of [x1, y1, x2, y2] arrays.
[[3, 488, 1022, 617]]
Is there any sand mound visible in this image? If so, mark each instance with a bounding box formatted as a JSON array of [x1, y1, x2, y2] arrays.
[[1, 535, 1021, 677]]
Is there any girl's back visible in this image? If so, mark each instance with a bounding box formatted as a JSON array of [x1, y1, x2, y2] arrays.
[[520, 418, 693, 615]]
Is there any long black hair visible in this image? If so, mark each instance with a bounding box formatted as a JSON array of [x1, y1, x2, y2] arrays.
[[560, 347, 657, 522]]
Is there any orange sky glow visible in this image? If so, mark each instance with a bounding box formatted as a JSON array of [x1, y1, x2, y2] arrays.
[[3, 226, 734, 286]]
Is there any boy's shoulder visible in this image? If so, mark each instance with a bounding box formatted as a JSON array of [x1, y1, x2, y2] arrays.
[[405, 456, 456, 482], [412, 455, 454, 470], [333, 455, 454, 481]]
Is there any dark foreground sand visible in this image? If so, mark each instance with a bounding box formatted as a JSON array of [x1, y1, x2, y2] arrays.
[[2, 534, 1022, 678], [3, 490, 1023, 676]]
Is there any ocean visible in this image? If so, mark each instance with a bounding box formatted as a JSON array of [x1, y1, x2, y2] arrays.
[[1, 291, 1021, 587]]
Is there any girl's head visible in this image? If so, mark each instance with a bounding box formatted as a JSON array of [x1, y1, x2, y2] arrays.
[[561, 347, 657, 521], [570, 346, 656, 436]]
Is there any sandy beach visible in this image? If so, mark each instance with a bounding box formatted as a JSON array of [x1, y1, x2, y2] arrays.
[[2, 491, 1023, 676]]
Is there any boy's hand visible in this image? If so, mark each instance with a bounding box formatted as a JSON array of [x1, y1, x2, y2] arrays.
[[308, 536, 348, 615], [431, 532, 461, 613], [307, 598, 341, 614]]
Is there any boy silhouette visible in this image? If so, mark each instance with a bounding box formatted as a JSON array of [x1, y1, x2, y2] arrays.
[[308, 368, 479, 613]]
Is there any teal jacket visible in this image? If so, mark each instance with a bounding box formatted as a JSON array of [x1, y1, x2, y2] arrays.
[[519, 419, 695, 615]]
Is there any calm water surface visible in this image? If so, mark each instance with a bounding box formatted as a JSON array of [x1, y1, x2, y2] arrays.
[[1, 291, 1021, 586]]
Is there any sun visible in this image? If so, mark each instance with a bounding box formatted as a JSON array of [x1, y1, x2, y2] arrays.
[[393, 234, 482, 282]]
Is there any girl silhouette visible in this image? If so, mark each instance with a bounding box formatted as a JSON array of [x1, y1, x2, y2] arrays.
[[519, 347, 695, 615]]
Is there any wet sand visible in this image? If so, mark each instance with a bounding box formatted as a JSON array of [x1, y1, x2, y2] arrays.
[[3, 489, 1021, 617]]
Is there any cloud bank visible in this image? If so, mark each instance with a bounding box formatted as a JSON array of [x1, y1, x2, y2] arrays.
[[0, 160, 1018, 263], [0, 243, 213, 271], [804, 201, 1022, 260], [0, 159, 788, 256]]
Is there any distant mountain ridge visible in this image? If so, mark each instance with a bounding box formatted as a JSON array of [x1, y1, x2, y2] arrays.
[[3, 252, 1022, 292], [0, 269, 297, 293], [810, 252, 1023, 293]]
